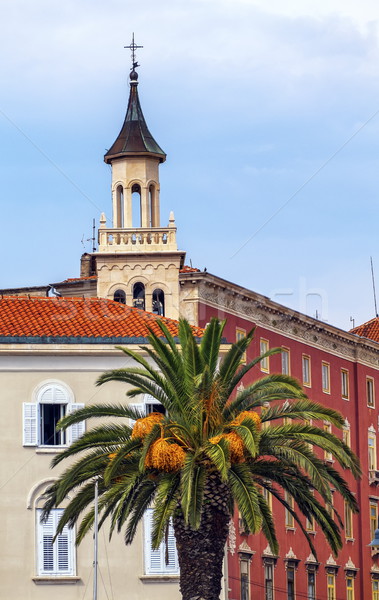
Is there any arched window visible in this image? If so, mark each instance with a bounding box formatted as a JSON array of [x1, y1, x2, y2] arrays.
[[113, 289, 126, 304], [116, 185, 124, 228], [149, 185, 155, 227], [152, 288, 165, 316], [23, 382, 84, 447], [132, 183, 141, 227], [133, 282, 145, 310]]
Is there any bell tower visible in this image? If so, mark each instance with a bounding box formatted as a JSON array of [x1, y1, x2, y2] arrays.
[[95, 38, 185, 319]]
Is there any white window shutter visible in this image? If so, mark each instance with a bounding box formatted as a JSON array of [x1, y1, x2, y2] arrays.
[[23, 403, 38, 446], [129, 403, 145, 427], [37, 509, 74, 576], [67, 403, 85, 443], [144, 509, 179, 575]]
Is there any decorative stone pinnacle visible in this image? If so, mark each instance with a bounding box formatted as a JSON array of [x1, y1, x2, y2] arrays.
[[100, 213, 107, 228], [168, 211, 176, 228], [326, 555, 337, 566]]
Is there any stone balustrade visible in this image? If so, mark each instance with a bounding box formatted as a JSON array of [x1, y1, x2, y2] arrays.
[[98, 227, 178, 253]]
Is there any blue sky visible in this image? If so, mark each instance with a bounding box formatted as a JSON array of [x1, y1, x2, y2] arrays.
[[1, 0, 379, 330]]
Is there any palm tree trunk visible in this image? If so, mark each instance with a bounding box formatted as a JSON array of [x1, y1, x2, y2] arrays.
[[173, 473, 231, 600]]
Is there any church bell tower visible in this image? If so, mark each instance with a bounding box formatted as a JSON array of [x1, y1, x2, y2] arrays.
[[95, 38, 185, 319]]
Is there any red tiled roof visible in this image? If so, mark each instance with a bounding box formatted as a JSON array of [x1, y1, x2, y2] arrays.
[[350, 317, 379, 342], [180, 266, 201, 273], [0, 296, 204, 340]]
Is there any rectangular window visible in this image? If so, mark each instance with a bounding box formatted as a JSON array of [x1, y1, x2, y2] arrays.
[[343, 424, 351, 448], [144, 509, 179, 574], [285, 491, 294, 528], [262, 487, 272, 511], [307, 571, 316, 600], [322, 362, 330, 393], [264, 563, 274, 600], [327, 573, 335, 600], [23, 401, 84, 447], [324, 422, 333, 461], [326, 490, 334, 517], [373, 579, 379, 600], [302, 355, 311, 387], [260, 339, 269, 373], [40, 403, 66, 445], [368, 377, 375, 408], [341, 369, 349, 400], [306, 515, 314, 532], [236, 328, 247, 364], [36, 509, 75, 576], [345, 502, 353, 539], [287, 566, 295, 600], [369, 434, 377, 471], [240, 558, 250, 600], [281, 349, 290, 375], [370, 502, 378, 541], [346, 576, 354, 600]]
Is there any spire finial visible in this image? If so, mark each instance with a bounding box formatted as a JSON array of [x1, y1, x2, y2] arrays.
[[124, 33, 143, 81]]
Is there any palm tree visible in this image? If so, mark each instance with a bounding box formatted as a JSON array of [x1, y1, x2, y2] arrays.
[[42, 318, 360, 600]]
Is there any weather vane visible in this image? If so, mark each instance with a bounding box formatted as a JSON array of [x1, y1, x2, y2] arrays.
[[124, 33, 143, 72]]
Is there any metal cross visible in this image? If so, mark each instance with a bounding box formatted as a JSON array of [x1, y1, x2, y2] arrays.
[[124, 33, 143, 71]]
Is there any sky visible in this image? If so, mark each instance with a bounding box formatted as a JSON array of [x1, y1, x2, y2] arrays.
[[1, 0, 379, 330]]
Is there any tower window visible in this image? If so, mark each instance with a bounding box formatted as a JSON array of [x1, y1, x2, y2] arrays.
[[133, 282, 145, 310], [116, 185, 124, 228], [132, 183, 142, 228], [114, 289, 126, 304], [152, 289, 165, 316]]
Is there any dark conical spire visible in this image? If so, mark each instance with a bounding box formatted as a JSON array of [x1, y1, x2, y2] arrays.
[[104, 70, 166, 164]]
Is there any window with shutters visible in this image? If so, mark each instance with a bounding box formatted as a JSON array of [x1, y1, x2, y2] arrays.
[[260, 339, 270, 373], [281, 348, 290, 375], [36, 508, 75, 576], [143, 508, 179, 575], [129, 394, 166, 428], [23, 382, 84, 448]]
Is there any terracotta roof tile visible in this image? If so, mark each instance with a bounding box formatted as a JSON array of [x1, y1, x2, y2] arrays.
[[350, 317, 379, 342], [180, 266, 201, 273], [0, 296, 204, 340]]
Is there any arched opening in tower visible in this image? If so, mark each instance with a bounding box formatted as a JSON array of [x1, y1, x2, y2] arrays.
[[133, 282, 145, 310], [152, 288, 165, 316]]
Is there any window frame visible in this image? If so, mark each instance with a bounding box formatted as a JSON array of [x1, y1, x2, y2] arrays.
[[324, 422, 333, 462], [264, 561, 274, 600], [367, 377, 375, 408], [281, 348, 290, 376], [369, 430, 377, 471], [322, 362, 330, 394], [307, 570, 316, 600], [346, 575, 354, 600], [236, 328, 247, 364], [370, 501, 378, 542], [143, 508, 179, 575], [302, 355, 311, 387], [36, 508, 75, 577], [23, 382, 84, 448], [286, 565, 295, 600], [260, 338, 270, 373], [341, 369, 349, 400], [344, 501, 353, 539], [373, 578, 379, 600], [284, 491, 295, 529], [327, 573, 336, 600]]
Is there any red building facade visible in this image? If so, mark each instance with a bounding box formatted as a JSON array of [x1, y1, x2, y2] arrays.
[[179, 270, 379, 600]]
